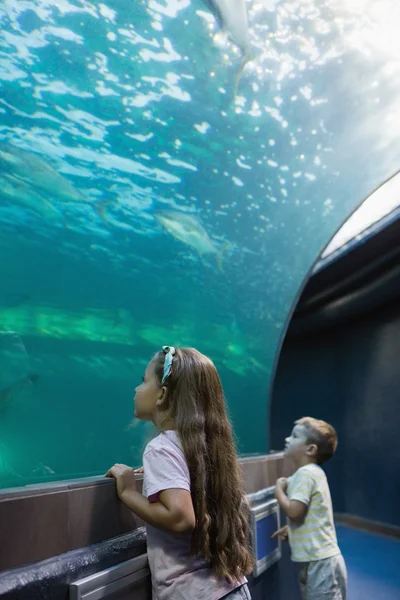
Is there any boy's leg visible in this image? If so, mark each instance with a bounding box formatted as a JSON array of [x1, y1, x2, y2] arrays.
[[335, 554, 348, 600], [306, 554, 347, 600], [297, 563, 309, 600]]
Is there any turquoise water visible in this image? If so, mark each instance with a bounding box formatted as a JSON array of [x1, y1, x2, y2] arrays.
[[1, 0, 400, 489]]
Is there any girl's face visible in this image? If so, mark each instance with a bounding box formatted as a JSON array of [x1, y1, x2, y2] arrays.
[[134, 360, 164, 421]]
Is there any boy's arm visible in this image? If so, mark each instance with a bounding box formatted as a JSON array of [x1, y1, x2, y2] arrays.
[[271, 524, 289, 541], [275, 477, 308, 522]]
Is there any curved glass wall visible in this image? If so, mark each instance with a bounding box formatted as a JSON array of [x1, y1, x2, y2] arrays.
[[1, 0, 400, 489], [316, 171, 400, 270]]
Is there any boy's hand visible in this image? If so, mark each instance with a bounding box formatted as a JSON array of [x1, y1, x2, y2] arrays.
[[275, 477, 288, 493], [271, 525, 289, 541], [105, 463, 136, 498], [134, 467, 144, 474]]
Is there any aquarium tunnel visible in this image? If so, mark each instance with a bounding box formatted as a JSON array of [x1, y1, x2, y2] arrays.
[[0, 1, 400, 599]]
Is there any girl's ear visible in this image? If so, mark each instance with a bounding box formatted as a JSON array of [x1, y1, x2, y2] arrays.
[[156, 385, 168, 408]]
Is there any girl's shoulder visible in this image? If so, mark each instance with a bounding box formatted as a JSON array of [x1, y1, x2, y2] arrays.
[[144, 430, 183, 456]]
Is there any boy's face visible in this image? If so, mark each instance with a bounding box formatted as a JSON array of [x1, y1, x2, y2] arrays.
[[284, 424, 311, 460]]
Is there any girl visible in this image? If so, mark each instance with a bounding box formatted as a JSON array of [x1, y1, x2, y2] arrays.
[[106, 346, 253, 599]]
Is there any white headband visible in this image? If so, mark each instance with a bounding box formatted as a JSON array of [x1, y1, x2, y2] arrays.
[[161, 346, 176, 383]]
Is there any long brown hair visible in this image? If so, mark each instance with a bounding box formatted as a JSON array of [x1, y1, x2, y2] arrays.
[[152, 347, 253, 582]]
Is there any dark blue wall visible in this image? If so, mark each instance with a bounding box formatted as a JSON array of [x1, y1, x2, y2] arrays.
[[270, 300, 400, 528], [248, 542, 301, 600]]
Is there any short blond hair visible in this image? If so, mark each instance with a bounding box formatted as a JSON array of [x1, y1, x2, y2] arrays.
[[296, 417, 338, 465]]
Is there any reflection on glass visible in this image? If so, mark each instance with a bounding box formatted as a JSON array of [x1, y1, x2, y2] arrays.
[[1, 0, 400, 489], [320, 172, 400, 265]]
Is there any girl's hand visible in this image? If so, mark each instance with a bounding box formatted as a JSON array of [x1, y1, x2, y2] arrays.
[[105, 463, 136, 498], [134, 467, 144, 474]]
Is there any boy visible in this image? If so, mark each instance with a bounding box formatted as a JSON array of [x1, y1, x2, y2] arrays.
[[272, 417, 347, 600]]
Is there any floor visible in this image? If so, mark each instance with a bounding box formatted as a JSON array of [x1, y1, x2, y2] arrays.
[[337, 524, 400, 600]]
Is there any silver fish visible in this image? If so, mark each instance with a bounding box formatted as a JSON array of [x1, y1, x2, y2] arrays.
[[0, 143, 87, 204], [0, 330, 38, 407], [32, 462, 56, 477], [155, 210, 229, 271], [203, 0, 252, 95], [0, 173, 62, 221]]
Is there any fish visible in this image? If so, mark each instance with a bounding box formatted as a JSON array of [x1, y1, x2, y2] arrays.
[[155, 209, 229, 272], [202, 0, 252, 96], [0, 143, 114, 224], [32, 462, 55, 477], [0, 330, 38, 408], [0, 173, 63, 222], [0, 143, 87, 204], [0, 373, 39, 409]]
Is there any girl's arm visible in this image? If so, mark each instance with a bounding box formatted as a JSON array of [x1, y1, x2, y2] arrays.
[[106, 463, 196, 533], [123, 487, 195, 533]]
